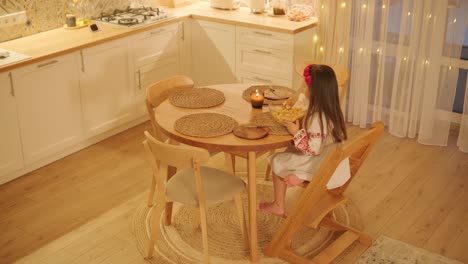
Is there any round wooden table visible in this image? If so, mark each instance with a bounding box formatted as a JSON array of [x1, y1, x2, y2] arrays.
[[155, 83, 293, 262]]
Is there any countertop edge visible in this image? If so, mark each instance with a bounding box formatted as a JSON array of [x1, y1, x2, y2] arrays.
[[0, 6, 317, 73], [0, 16, 189, 73]]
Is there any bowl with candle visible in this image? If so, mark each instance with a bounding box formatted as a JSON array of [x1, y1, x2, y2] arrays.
[[250, 89, 265, 108]]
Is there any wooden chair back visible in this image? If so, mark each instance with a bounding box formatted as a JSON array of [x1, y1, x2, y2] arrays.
[[143, 131, 209, 172], [142, 130, 247, 263], [265, 122, 384, 264], [145, 75, 194, 141]]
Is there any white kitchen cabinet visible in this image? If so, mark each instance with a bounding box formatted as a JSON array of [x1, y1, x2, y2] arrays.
[[131, 23, 180, 67], [237, 70, 291, 87], [134, 57, 180, 115], [131, 23, 181, 116], [191, 19, 236, 85], [80, 38, 135, 137], [236, 26, 314, 90], [236, 43, 293, 80], [0, 72, 24, 176], [12, 53, 83, 165]]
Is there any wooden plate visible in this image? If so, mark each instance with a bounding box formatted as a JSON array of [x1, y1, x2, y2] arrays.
[[233, 125, 269, 140]]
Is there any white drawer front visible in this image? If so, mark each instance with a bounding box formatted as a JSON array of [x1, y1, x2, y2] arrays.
[[237, 70, 292, 88], [237, 44, 293, 80], [236, 26, 293, 52], [132, 24, 179, 67]]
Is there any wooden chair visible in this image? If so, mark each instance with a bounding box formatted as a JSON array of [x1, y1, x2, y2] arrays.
[[264, 122, 384, 264], [146, 75, 195, 141], [142, 131, 249, 263], [145, 75, 239, 226]]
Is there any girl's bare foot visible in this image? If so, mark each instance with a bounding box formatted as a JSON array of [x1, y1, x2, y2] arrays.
[[259, 201, 285, 216]]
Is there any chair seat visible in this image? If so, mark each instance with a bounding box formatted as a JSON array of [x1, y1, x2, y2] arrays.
[[166, 167, 246, 206]]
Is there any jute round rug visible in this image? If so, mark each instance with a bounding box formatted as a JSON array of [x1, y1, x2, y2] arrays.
[[133, 179, 363, 263]]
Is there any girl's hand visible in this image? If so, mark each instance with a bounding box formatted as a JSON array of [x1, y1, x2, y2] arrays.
[[282, 120, 300, 135]]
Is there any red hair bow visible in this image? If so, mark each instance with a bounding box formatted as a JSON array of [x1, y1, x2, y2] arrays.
[[303, 64, 312, 87]]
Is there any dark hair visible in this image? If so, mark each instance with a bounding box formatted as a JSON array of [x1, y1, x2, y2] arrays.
[[304, 64, 347, 142]]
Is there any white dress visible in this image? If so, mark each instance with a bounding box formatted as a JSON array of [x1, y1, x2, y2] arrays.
[[269, 94, 351, 189]]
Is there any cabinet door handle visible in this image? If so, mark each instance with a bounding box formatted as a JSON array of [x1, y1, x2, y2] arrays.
[[253, 49, 272, 55], [254, 76, 272, 83], [150, 29, 165, 35], [253, 31, 272, 36], [80, 50, 85, 73], [37, 60, 58, 68], [8, 72, 15, 97], [137, 70, 142, 90], [180, 23, 185, 41]]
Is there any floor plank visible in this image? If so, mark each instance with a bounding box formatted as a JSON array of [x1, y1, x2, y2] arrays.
[[1, 122, 467, 264]]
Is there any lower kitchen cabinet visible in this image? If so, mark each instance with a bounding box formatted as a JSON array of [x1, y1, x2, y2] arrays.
[[12, 52, 83, 165], [0, 72, 24, 176], [237, 70, 291, 87], [80, 39, 135, 136], [191, 19, 237, 85], [134, 56, 180, 116]]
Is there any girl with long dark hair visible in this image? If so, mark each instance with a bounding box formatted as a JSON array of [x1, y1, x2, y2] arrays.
[[260, 64, 350, 216]]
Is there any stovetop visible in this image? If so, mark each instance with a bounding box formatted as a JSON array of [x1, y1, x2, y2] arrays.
[[95, 6, 174, 27]]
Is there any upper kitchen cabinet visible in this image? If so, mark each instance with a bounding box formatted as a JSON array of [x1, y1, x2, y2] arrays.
[[11, 52, 83, 165], [236, 26, 314, 90], [0, 72, 24, 178], [131, 23, 181, 116], [191, 19, 236, 86], [80, 38, 135, 137]]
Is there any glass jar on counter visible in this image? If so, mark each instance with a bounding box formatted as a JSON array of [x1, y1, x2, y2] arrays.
[[270, 0, 287, 15]]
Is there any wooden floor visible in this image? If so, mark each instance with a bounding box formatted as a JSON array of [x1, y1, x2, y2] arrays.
[[1, 121, 467, 264]]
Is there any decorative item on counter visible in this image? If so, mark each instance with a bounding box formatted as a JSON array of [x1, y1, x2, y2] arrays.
[[250, 89, 265, 108], [89, 24, 99, 32], [250, 0, 265, 14], [66, 14, 76, 27], [68, 0, 92, 28], [287, 4, 312, 21]]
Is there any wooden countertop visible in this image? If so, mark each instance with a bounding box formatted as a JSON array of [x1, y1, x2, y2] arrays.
[[0, 2, 317, 73]]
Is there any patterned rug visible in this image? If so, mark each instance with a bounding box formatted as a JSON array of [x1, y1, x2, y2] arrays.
[[357, 236, 464, 264], [132, 179, 363, 264]]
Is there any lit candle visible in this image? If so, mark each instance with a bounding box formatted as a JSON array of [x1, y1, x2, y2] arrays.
[[250, 89, 264, 109]]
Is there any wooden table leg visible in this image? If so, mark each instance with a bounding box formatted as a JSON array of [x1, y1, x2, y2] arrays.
[[165, 166, 177, 226], [247, 151, 259, 262]]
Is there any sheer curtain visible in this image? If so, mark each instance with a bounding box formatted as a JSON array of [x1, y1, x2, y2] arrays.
[[312, 0, 468, 152]]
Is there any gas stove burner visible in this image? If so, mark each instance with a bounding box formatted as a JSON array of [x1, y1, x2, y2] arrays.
[[118, 18, 138, 25], [103, 16, 115, 22], [139, 11, 155, 16], [96, 6, 174, 27]]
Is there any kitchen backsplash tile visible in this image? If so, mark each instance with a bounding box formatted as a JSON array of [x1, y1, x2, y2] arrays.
[[0, 0, 131, 42]]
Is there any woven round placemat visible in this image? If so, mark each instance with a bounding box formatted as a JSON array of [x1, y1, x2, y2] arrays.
[[242, 85, 295, 105], [250, 113, 289, 136], [174, 113, 238, 137], [133, 178, 363, 264], [170, 88, 225, 108]]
